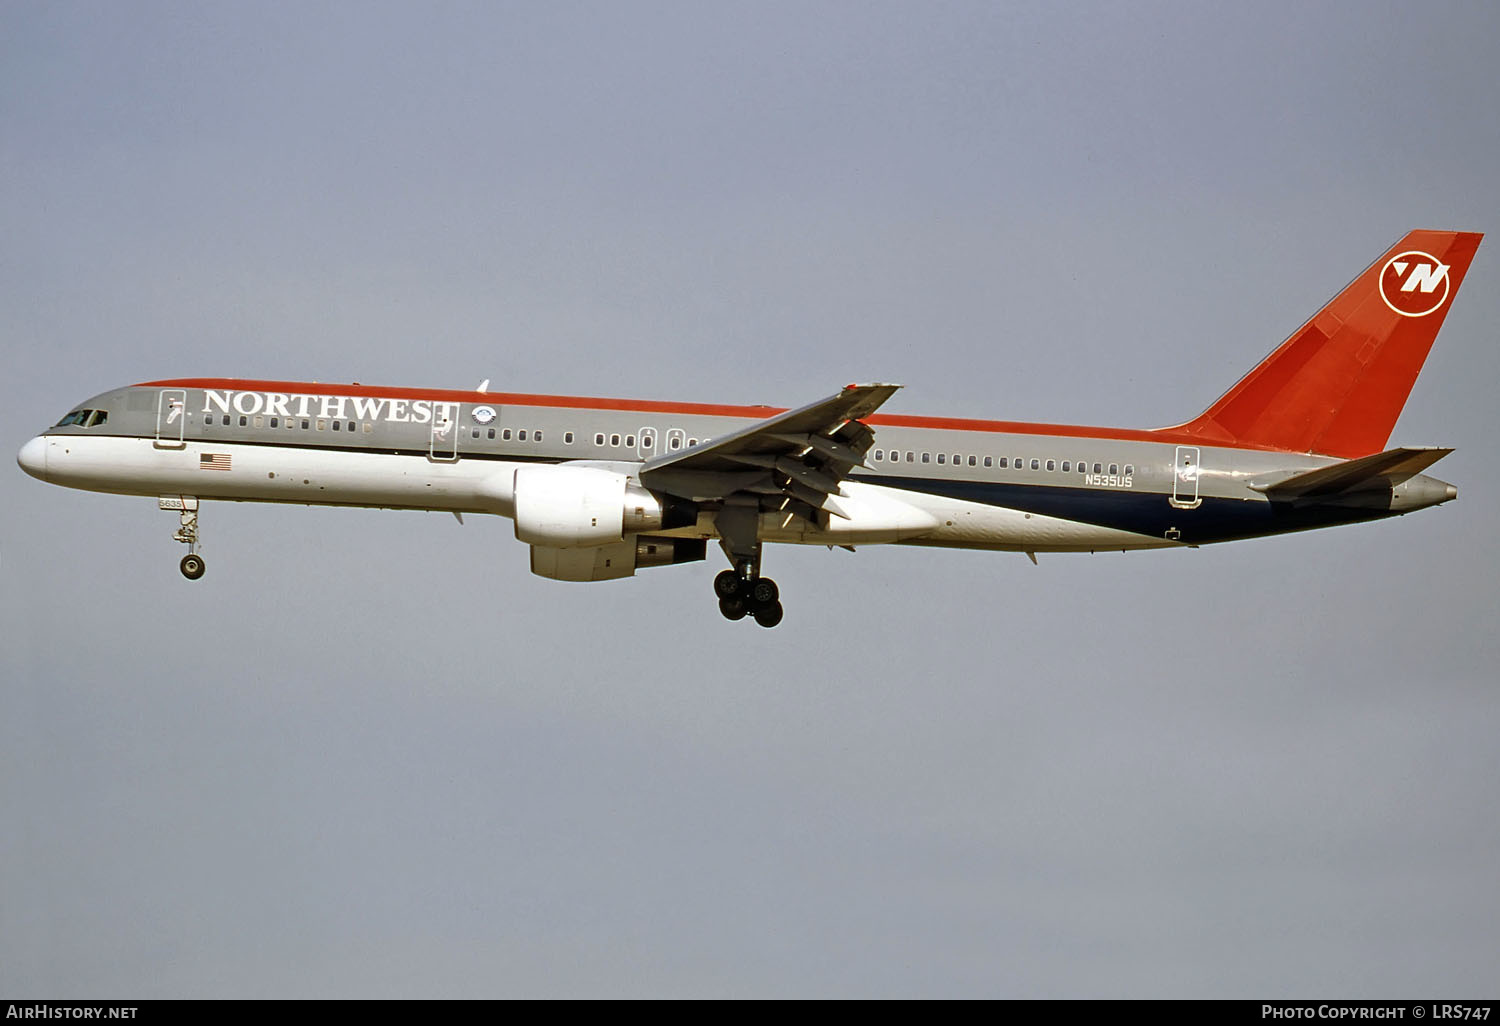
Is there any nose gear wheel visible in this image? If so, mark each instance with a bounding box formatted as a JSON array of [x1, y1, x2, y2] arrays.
[[166, 500, 207, 580]]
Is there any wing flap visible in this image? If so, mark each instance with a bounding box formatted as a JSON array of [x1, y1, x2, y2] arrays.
[[639, 385, 895, 473], [637, 383, 900, 529]]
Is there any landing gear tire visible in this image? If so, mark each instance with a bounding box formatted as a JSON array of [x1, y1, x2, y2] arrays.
[[750, 577, 779, 606], [719, 597, 749, 621], [714, 570, 743, 599], [180, 554, 206, 580], [752, 601, 784, 628]]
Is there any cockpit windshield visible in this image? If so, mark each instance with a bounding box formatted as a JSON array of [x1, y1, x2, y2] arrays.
[[54, 409, 107, 427]]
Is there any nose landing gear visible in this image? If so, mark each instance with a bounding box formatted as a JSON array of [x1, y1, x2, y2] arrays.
[[161, 496, 206, 580]]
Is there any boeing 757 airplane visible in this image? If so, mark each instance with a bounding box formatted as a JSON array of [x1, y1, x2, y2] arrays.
[[17, 230, 1480, 627]]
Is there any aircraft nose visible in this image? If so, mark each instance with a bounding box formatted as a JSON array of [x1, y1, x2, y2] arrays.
[[17, 435, 47, 481]]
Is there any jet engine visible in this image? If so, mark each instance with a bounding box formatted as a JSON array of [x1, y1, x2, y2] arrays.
[[512, 465, 697, 548]]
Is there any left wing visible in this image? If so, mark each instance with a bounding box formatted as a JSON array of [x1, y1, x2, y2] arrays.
[[638, 383, 901, 520]]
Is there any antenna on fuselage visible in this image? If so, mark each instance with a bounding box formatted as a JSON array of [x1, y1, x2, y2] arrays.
[[477, 379, 490, 393]]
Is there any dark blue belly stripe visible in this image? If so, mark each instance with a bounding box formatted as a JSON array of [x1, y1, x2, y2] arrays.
[[854, 474, 1395, 545]]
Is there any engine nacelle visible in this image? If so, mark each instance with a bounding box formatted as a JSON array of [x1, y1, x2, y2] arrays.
[[514, 465, 627, 547], [530, 536, 707, 582], [513, 465, 698, 548]]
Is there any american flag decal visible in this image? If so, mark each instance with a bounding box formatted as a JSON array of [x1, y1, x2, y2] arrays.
[[199, 453, 232, 471]]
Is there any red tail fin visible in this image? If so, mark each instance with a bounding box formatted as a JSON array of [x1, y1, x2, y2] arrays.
[[1174, 230, 1482, 457]]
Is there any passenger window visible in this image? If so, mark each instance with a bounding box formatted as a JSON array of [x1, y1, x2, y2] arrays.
[[688, 438, 699, 447], [565, 432, 574, 444], [874, 449, 883, 461], [519, 430, 527, 441], [488, 428, 496, 439], [625, 435, 635, 447], [238, 416, 247, 427], [1046, 459, 1055, 471], [983, 456, 992, 468], [669, 436, 681, 450], [595, 433, 605, 446], [1062, 461, 1070, 472], [333, 421, 342, 431], [937, 454, 945, 464], [968, 455, 976, 467], [906, 451, 915, 462], [1124, 464, 1134, 476], [640, 433, 651, 449], [503, 429, 512, 441], [316, 419, 326, 431], [611, 434, 621, 446], [363, 423, 372, 433], [999, 457, 1008, 468], [301, 419, 310, 429], [470, 428, 478, 438], [223, 415, 231, 426], [535, 431, 543, 443], [1030, 459, 1039, 470], [270, 417, 279, 428], [921, 453, 930, 463], [347, 422, 355, 433], [1015, 456, 1024, 468], [1093, 463, 1102, 474], [953, 454, 961, 466]]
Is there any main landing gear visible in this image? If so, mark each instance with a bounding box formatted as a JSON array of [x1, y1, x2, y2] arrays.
[[712, 504, 784, 627], [166, 499, 206, 580], [714, 567, 784, 628]]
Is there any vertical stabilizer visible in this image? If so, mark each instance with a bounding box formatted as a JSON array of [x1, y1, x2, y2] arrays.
[[1173, 230, 1481, 457]]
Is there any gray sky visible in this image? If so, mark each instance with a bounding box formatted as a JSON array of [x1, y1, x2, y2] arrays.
[[3, 0, 1497, 998]]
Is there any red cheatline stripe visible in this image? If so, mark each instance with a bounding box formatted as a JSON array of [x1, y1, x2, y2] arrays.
[[133, 378, 1285, 450]]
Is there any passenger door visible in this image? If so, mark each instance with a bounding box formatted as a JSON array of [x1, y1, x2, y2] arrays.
[[1170, 446, 1202, 509], [155, 389, 187, 449], [430, 402, 460, 461]]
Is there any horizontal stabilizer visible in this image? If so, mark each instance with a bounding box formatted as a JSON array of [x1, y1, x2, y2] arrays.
[[1251, 447, 1453, 499]]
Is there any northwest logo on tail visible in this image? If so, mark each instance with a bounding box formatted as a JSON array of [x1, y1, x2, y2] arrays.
[[1379, 250, 1451, 317]]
